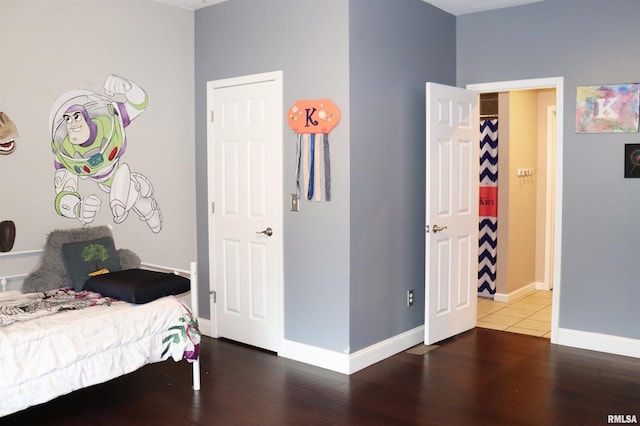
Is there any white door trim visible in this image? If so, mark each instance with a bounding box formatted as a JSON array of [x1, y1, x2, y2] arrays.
[[206, 71, 284, 351], [467, 77, 563, 344], [544, 105, 557, 291]]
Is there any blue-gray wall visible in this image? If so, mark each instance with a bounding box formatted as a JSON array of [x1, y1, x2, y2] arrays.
[[195, 0, 352, 352], [195, 0, 454, 353], [348, 0, 455, 351], [196, 0, 640, 354], [457, 0, 640, 339]]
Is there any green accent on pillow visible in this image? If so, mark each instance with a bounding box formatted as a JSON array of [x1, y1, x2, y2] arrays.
[[62, 236, 122, 291]]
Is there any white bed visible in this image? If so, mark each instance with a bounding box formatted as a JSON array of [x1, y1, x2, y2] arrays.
[[0, 259, 201, 417]]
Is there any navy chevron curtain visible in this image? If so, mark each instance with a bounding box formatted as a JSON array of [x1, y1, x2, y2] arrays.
[[478, 119, 498, 297]]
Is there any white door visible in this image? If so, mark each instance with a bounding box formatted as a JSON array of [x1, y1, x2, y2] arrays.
[[425, 82, 479, 345], [207, 71, 283, 352]]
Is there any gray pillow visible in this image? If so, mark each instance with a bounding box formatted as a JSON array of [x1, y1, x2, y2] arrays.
[[118, 248, 141, 270], [23, 226, 116, 293], [22, 226, 141, 294], [62, 236, 122, 291]]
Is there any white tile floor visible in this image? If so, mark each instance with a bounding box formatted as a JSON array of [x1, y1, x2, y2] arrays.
[[477, 290, 552, 338]]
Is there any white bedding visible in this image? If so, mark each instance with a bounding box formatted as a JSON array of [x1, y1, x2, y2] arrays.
[[0, 291, 200, 417]]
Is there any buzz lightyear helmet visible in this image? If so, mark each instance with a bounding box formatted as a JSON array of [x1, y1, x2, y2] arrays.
[[49, 90, 121, 162]]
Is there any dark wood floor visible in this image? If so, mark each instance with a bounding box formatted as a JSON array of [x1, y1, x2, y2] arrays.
[[2, 328, 639, 425]]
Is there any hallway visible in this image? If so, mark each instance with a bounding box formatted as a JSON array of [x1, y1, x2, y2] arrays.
[[477, 290, 552, 338]]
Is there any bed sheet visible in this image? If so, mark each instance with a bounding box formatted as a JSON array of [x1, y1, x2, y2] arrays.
[[0, 292, 200, 417]]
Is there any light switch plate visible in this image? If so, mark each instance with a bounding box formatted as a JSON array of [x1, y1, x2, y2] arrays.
[[290, 193, 299, 212]]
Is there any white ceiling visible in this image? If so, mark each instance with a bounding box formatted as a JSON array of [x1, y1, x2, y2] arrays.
[[425, 0, 546, 15], [154, 0, 547, 16]]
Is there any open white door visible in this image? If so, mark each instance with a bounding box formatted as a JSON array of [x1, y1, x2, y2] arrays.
[[207, 72, 283, 353], [425, 82, 479, 345]]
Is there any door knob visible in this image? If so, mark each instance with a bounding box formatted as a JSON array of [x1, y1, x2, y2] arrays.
[[432, 224, 447, 233], [257, 227, 273, 237]]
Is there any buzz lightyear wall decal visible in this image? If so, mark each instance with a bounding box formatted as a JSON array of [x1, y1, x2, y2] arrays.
[[287, 99, 340, 202], [49, 74, 162, 233]]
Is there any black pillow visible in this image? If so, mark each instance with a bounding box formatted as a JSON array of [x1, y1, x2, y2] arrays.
[[62, 236, 122, 291], [83, 269, 191, 304]]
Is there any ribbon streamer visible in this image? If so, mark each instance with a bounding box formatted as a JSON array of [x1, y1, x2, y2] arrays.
[[308, 134, 315, 200], [324, 134, 331, 201], [295, 133, 332, 202]]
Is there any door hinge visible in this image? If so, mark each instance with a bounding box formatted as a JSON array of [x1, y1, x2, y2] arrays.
[[211, 202, 215, 214], [210, 290, 216, 303], [210, 110, 214, 122]]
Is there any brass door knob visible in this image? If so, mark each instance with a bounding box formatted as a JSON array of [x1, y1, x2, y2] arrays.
[[432, 224, 448, 233], [257, 227, 273, 236]]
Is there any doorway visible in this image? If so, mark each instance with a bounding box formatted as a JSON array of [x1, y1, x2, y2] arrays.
[[206, 71, 284, 353], [468, 77, 563, 344]]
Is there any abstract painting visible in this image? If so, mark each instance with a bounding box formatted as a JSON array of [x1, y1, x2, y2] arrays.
[[576, 84, 639, 133]]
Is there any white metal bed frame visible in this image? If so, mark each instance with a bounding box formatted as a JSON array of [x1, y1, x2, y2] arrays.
[[0, 249, 201, 392]]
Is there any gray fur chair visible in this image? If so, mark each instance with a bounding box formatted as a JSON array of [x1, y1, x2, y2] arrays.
[[22, 226, 141, 293]]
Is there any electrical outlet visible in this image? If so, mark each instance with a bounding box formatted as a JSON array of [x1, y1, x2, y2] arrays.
[[407, 289, 414, 307], [290, 193, 299, 212]]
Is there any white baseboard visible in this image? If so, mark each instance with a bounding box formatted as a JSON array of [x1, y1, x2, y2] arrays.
[[557, 328, 640, 359], [494, 282, 537, 302], [534, 281, 550, 291], [279, 339, 351, 374], [348, 326, 425, 374], [279, 325, 425, 375]]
